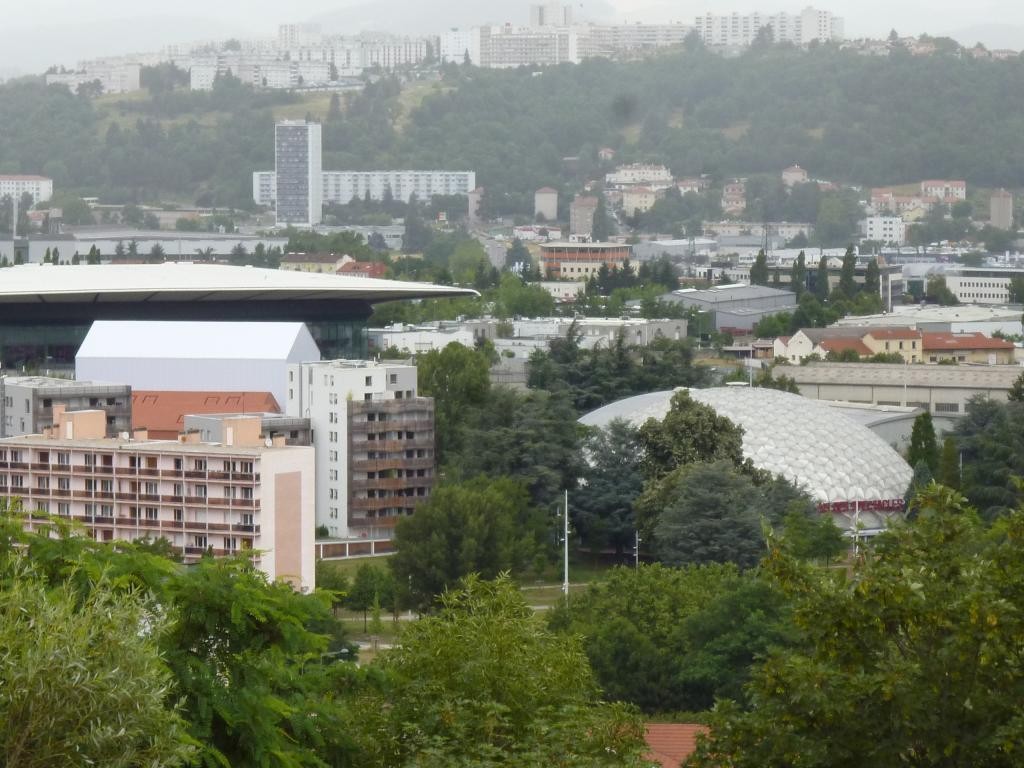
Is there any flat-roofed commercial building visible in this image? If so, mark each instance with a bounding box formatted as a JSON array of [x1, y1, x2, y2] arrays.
[[785, 362, 1024, 427], [540, 241, 631, 279], [0, 408, 316, 591], [0, 263, 474, 370], [286, 360, 435, 542]]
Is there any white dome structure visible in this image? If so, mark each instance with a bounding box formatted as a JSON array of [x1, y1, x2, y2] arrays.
[[579, 387, 913, 532]]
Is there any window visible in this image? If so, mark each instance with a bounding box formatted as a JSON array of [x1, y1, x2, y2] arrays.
[[100, 479, 113, 493], [365, 376, 372, 386], [173, 458, 183, 470], [57, 452, 70, 466], [193, 535, 208, 549], [934, 402, 960, 414], [36, 477, 49, 490], [225, 537, 238, 552], [240, 487, 253, 500], [193, 484, 207, 498], [389, 373, 397, 384], [57, 502, 69, 516], [145, 507, 158, 520], [173, 508, 183, 522], [144, 481, 158, 495], [239, 461, 253, 474], [100, 504, 113, 516], [224, 486, 237, 499], [241, 513, 254, 526], [173, 482, 183, 496], [193, 459, 207, 471], [57, 477, 70, 490]]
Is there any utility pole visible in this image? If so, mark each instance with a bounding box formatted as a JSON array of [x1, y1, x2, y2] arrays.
[[634, 530, 641, 570]]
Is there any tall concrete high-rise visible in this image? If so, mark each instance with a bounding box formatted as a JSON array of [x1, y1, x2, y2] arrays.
[[530, 2, 573, 27], [275, 120, 322, 228], [991, 189, 1014, 231]]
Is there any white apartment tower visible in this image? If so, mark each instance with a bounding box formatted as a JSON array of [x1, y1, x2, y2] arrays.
[[275, 120, 322, 228], [694, 6, 843, 47], [285, 360, 435, 541]]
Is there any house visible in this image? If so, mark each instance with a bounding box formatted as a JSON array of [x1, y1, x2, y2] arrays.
[[644, 724, 710, 768], [922, 332, 1016, 365], [861, 328, 923, 363], [622, 186, 662, 215], [782, 164, 808, 187]]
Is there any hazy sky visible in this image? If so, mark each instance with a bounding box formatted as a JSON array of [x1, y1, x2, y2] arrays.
[[2, 1, 1021, 74]]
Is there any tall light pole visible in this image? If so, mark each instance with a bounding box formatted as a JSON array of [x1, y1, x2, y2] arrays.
[[562, 489, 569, 600], [634, 530, 641, 570]]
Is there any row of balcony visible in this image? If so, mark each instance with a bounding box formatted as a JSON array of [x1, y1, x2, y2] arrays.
[[349, 476, 432, 491], [0, 461, 258, 483], [67, 515, 259, 535], [14, 487, 258, 507], [350, 456, 435, 472]]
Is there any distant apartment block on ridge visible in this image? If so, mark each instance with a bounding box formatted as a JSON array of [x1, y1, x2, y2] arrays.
[[694, 6, 844, 47], [0, 175, 53, 205]]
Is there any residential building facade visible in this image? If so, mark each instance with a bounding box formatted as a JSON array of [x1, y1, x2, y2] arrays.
[[990, 189, 1014, 230], [1, 376, 131, 438], [275, 120, 322, 227], [254, 170, 476, 207], [285, 360, 435, 541], [0, 175, 53, 205], [534, 187, 559, 221], [694, 7, 844, 47], [569, 195, 600, 237], [862, 215, 907, 245], [1, 407, 316, 591]]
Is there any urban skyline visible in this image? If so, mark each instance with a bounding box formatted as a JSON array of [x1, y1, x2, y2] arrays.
[[3, 1, 1023, 75]]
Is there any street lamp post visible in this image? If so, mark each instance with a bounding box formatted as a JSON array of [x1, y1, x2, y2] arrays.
[[562, 489, 569, 600]]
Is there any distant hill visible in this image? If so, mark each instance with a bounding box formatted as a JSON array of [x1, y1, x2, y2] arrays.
[[943, 24, 1024, 51], [5, 44, 1024, 215]]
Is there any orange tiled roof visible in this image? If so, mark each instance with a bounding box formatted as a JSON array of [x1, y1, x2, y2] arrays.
[[337, 261, 388, 279], [644, 724, 710, 768], [819, 338, 873, 356], [132, 390, 280, 439], [922, 332, 1015, 351]]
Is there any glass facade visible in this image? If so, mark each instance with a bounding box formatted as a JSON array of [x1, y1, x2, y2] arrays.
[[0, 324, 89, 372]]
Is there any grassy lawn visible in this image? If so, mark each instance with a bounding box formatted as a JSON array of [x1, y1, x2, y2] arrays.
[[318, 553, 394, 580], [395, 81, 453, 133]]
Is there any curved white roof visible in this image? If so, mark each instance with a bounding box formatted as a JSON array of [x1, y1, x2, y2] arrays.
[[579, 387, 912, 510], [0, 263, 476, 304]]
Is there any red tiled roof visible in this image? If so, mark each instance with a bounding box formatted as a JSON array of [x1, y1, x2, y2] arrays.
[[132, 390, 280, 439], [865, 328, 922, 340], [922, 332, 1015, 352], [337, 261, 388, 279], [536, 186, 558, 193], [281, 253, 340, 264], [819, 338, 873, 356], [644, 724, 710, 768]]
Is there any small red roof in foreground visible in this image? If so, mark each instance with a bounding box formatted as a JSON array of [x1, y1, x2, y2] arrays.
[[644, 723, 710, 768]]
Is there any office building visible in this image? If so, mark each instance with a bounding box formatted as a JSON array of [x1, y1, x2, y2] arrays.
[[275, 120, 322, 227], [1, 407, 316, 591], [662, 284, 797, 332], [1, 376, 131, 438], [285, 360, 435, 540], [540, 241, 631, 279], [0, 175, 53, 205]]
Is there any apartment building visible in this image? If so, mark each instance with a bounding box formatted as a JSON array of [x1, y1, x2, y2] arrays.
[[721, 179, 747, 215], [990, 189, 1014, 230], [782, 165, 809, 187], [285, 360, 435, 541], [862, 215, 907, 245], [569, 195, 600, 237], [254, 170, 476, 207], [0, 175, 53, 205], [45, 63, 142, 94], [694, 6, 844, 47], [605, 163, 673, 189], [275, 120, 322, 228], [920, 180, 966, 202], [1, 376, 131, 438], [1, 407, 315, 591]]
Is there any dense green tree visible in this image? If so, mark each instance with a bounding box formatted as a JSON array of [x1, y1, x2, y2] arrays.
[[345, 562, 396, 630], [592, 194, 611, 241], [863, 257, 880, 297], [549, 564, 795, 713], [573, 419, 644, 557], [926, 274, 959, 305], [789, 250, 807, 296], [416, 342, 491, 460], [390, 477, 547, 608], [1008, 370, 1024, 402], [494, 272, 556, 317], [837, 245, 858, 298], [636, 390, 745, 482], [938, 435, 960, 489], [505, 236, 530, 268], [0, 572, 194, 767], [352, 575, 648, 766], [954, 396, 1024, 516], [749, 249, 769, 285], [907, 411, 939, 472], [814, 254, 830, 300], [653, 460, 787, 569], [691, 486, 1024, 768], [904, 459, 934, 506]]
